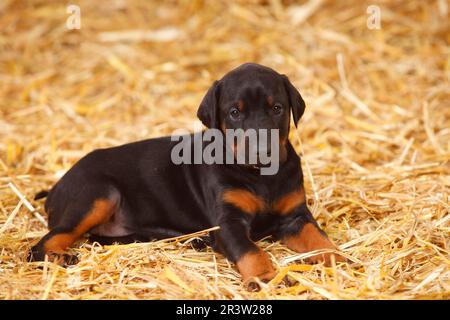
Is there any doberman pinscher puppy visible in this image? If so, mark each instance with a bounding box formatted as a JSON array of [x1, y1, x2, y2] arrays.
[[30, 63, 345, 290]]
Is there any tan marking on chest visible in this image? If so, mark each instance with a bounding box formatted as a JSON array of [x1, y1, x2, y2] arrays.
[[223, 187, 306, 215], [273, 187, 305, 215], [222, 189, 266, 214]]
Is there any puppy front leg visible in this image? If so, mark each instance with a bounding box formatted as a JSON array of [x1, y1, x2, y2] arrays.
[[213, 213, 276, 290], [278, 203, 346, 266]]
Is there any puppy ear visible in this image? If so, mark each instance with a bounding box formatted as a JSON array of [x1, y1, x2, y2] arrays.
[[197, 80, 221, 128], [282, 75, 306, 127]]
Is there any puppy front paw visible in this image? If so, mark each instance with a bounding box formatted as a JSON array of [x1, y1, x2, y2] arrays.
[[307, 251, 347, 266], [236, 249, 277, 291], [283, 223, 347, 266]]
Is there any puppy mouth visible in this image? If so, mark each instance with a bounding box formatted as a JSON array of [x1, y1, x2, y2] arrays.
[[235, 153, 281, 168], [225, 133, 287, 167], [239, 162, 269, 169], [249, 163, 272, 170]]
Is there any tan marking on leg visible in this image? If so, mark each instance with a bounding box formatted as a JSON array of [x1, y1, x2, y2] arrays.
[[72, 199, 115, 236], [43, 199, 115, 255], [236, 249, 276, 283], [282, 223, 345, 266], [43, 234, 77, 254], [223, 189, 266, 214], [273, 187, 305, 215]]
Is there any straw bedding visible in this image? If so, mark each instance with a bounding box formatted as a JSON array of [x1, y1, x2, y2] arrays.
[[0, 0, 449, 299]]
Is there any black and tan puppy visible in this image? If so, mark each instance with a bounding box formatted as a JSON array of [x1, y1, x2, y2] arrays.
[[30, 63, 345, 289]]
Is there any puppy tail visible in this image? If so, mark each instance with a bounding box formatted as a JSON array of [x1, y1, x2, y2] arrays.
[[34, 190, 49, 201]]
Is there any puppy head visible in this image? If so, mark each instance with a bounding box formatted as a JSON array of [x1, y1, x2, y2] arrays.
[[197, 63, 305, 167]]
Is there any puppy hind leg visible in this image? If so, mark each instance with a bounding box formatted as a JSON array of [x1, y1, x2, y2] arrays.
[[28, 227, 80, 266], [29, 192, 119, 266]]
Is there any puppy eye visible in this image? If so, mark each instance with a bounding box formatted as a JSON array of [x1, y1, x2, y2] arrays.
[[273, 103, 283, 114], [230, 107, 240, 119]]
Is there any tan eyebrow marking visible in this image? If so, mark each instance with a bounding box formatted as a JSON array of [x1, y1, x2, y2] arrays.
[[237, 100, 244, 111]]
